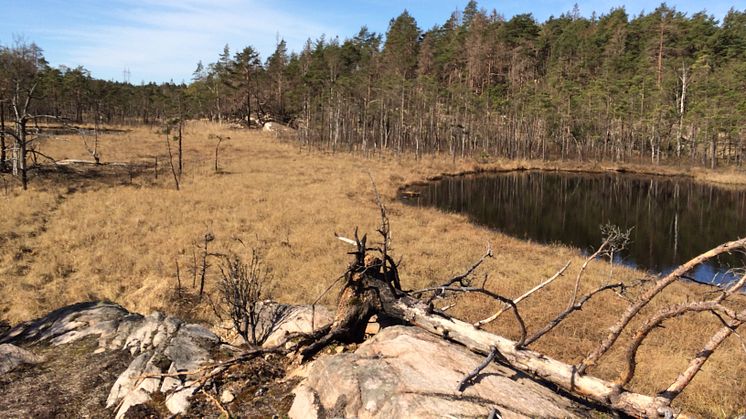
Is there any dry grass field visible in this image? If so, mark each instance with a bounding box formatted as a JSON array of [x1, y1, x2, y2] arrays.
[[1, 121, 745, 416]]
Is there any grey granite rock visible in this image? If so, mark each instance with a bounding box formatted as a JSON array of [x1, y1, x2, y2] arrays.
[[290, 325, 589, 419], [1, 301, 221, 418]]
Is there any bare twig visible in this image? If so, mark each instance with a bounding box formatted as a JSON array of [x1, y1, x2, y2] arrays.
[[440, 303, 456, 311], [175, 258, 182, 298], [335, 234, 357, 246], [571, 225, 631, 307], [368, 172, 401, 292], [310, 271, 347, 331], [474, 261, 571, 329], [198, 230, 214, 298], [458, 346, 500, 392], [165, 130, 180, 190], [28, 149, 58, 165], [439, 243, 493, 288], [523, 283, 626, 347], [214, 135, 225, 173], [570, 243, 609, 306], [201, 388, 231, 418]]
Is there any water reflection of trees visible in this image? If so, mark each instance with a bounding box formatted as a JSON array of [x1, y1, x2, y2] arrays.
[[414, 172, 746, 282]]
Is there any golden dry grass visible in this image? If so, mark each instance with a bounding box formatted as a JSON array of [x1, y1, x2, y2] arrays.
[[1, 121, 744, 416]]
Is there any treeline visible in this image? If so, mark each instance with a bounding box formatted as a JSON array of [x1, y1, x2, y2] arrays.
[[0, 43, 187, 125], [2, 2, 746, 169], [265, 2, 746, 167]]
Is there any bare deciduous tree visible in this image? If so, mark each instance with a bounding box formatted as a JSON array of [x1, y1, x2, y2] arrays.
[[0, 41, 47, 190]]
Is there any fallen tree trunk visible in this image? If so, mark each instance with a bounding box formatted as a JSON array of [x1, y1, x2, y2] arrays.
[[388, 297, 683, 418], [314, 246, 685, 418], [55, 159, 129, 166], [313, 191, 715, 418]]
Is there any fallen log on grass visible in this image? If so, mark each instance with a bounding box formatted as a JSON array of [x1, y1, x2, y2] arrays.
[[391, 296, 677, 418], [307, 183, 746, 417], [316, 231, 687, 418]]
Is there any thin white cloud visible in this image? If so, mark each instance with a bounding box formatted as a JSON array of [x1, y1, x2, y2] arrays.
[[44, 0, 337, 82]]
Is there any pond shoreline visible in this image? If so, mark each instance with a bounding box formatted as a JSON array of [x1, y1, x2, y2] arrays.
[[398, 160, 746, 196], [400, 166, 746, 286]]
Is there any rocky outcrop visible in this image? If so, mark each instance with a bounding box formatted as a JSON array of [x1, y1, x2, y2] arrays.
[[261, 121, 295, 137], [0, 301, 223, 418], [289, 325, 592, 419], [1, 302, 603, 418]]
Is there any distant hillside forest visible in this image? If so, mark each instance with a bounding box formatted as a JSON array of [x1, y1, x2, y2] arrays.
[[2, 2, 746, 167]]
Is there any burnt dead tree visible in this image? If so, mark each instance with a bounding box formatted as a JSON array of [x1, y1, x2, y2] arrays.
[[214, 249, 273, 345]]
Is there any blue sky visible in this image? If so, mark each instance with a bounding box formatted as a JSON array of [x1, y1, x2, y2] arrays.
[[1, 0, 739, 83]]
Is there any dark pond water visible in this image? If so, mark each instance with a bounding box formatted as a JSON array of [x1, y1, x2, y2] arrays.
[[403, 171, 746, 285]]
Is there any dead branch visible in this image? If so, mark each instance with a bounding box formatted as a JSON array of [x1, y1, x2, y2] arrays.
[[214, 135, 226, 173], [570, 243, 609, 306], [474, 261, 570, 329], [368, 173, 401, 292], [198, 230, 214, 298], [390, 298, 683, 418], [523, 282, 626, 347], [201, 389, 231, 418], [657, 308, 746, 406], [579, 237, 746, 375], [619, 273, 746, 386], [335, 234, 357, 246], [78, 126, 100, 164], [439, 243, 493, 288], [458, 345, 500, 392], [28, 149, 58, 165], [310, 271, 347, 331], [54, 159, 126, 166], [571, 225, 630, 307], [175, 258, 182, 298], [191, 245, 198, 288]]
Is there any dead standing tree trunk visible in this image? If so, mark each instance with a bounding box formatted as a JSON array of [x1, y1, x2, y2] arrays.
[[214, 135, 225, 173], [4, 81, 38, 190], [0, 99, 6, 172], [165, 131, 180, 190]]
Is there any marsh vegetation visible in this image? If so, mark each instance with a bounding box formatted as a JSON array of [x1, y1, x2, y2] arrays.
[[0, 122, 743, 415], [2, 1, 746, 416]]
